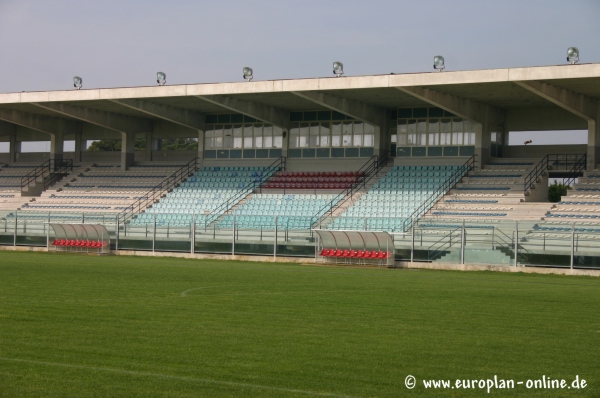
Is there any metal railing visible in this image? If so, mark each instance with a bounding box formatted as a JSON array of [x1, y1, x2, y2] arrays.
[[202, 156, 286, 228], [524, 154, 586, 192], [401, 155, 476, 232], [21, 159, 74, 191], [427, 226, 462, 261], [564, 154, 587, 187], [119, 158, 201, 224], [310, 152, 391, 229]]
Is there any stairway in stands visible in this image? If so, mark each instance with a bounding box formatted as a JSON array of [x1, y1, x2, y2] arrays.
[[424, 158, 552, 224]]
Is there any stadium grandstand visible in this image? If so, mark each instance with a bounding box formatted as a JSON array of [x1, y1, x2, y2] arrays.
[[1, 62, 600, 269]]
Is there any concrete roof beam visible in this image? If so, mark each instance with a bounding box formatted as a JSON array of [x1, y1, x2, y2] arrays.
[[110, 99, 205, 131], [31, 102, 152, 134], [291, 91, 386, 126], [0, 108, 81, 136], [196, 95, 290, 130], [514, 80, 598, 122], [396, 86, 503, 125]]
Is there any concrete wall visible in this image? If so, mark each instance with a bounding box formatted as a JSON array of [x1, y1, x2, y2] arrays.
[[152, 150, 197, 162], [394, 157, 471, 167], [503, 144, 587, 158]]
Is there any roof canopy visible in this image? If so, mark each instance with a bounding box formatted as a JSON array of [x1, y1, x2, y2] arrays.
[[313, 229, 393, 252], [49, 223, 110, 242]]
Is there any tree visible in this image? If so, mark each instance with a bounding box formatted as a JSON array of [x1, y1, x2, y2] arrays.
[[548, 181, 571, 202], [157, 138, 198, 151], [87, 139, 146, 151]]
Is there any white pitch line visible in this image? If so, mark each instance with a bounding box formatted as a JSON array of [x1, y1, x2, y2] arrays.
[[180, 286, 221, 297], [0, 357, 360, 398]]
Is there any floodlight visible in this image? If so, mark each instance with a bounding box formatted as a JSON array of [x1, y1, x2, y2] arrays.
[[433, 56, 445, 72], [333, 61, 344, 77], [157, 72, 166, 86], [73, 76, 82, 90], [567, 47, 579, 64], [243, 67, 253, 81]]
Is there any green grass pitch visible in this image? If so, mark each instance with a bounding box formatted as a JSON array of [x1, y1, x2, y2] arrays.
[[0, 251, 599, 397]]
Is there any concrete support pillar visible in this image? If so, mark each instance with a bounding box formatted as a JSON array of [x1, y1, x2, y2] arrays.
[[588, 113, 600, 170], [375, 110, 392, 157], [121, 132, 135, 170], [74, 130, 83, 162], [8, 128, 17, 163], [50, 132, 64, 164], [476, 119, 493, 169], [145, 131, 153, 162], [282, 128, 289, 158], [197, 129, 205, 166]]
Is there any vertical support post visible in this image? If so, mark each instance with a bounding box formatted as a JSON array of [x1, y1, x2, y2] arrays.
[[82, 213, 85, 224], [460, 220, 465, 265], [191, 213, 195, 254], [514, 220, 518, 267], [152, 214, 156, 253], [46, 222, 50, 251], [116, 216, 120, 251], [13, 213, 17, 246], [232, 214, 235, 256], [274, 216, 278, 258], [570, 222, 575, 270], [410, 219, 415, 263]]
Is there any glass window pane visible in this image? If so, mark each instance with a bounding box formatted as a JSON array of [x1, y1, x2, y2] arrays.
[[452, 118, 464, 133], [407, 119, 416, 145], [273, 127, 283, 148], [289, 125, 299, 148], [364, 123, 375, 135], [397, 119, 407, 134], [222, 125, 233, 148], [441, 119, 451, 133], [353, 121, 364, 135], [397, 134, 407, 145], [243, 125, 253, 148], [205, 128, 214, 149], [214, 126, 223, 148], [452, 132, 463, 145], [299, 123, 309, 147], [465, 132, 476, 145], [331, 122, 342, 147], [440, 133, 451, 145], [309, 123, 320, 147], [342, 122, 353, 147], [428, 133, 440, 146], [364, 133, 374, 147], [320, 123, 330, 147], [232, 125, 243, 149]]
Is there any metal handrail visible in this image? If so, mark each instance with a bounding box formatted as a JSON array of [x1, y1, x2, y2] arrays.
[[310, 152, 391, 229], [524, 154, 586, 192], [564, 154, 587, 187], [44, 160, 73, 190], [402, 155, 475, 233], [427, 226, 462, 260], [119, 158, 200, 224], [21, 159, 74, 190], [203, 156, 286, 228]]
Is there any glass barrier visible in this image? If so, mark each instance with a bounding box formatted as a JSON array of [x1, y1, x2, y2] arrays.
[[5, 208, 600, 269], [517, 220, 570, 267]]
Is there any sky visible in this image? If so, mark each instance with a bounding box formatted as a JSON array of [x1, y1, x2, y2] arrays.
[[0, 0, 599, 145]]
